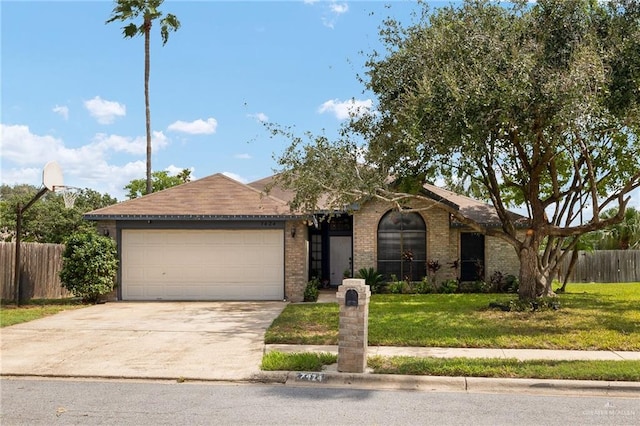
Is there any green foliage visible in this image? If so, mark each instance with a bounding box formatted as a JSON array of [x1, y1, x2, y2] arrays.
[[413, 277, 434, 294], [106, 0, 181, 46], [356, 267, 385, 293], [387, 278, 407, 294], [438, 279, 458, 294], [594, 207, 640, 250], [124, 169, 191, 199], [303, 277, 320, 302], [59, 232, 118, 304], [261, 351, 337, 372], [0, 184, 117, 243], [270, 0, 640, 300]]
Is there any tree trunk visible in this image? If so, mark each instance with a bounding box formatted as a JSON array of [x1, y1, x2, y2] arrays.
[[558, 249, 579, 293], [144, 20, 152, 196], [518, 245, 540, 300]]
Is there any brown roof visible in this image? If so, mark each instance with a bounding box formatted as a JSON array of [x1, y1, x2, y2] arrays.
[[421, 183, 528, 227], [249, 175, 527, 227], [85, 173, 294, 219]]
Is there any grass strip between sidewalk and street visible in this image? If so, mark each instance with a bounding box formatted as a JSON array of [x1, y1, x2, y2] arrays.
[[261, 351, 640, 382], [265, 283, 640, 351]]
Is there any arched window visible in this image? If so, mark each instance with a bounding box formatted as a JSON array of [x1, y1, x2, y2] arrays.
[[377, 211, 426, 281]]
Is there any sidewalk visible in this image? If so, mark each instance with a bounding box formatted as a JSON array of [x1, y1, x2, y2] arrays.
[[266, 344, 640, 361], [260, 344, 640, 396]]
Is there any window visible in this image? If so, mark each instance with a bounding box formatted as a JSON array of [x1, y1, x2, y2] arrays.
[[377, 211, 426, 281], [460, 233, 485, 281]]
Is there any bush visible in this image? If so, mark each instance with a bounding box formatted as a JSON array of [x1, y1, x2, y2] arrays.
[[59, 232, 118, 304], [438, 279, 458, 294], [304, 277, 320, 302], [387, 280, 407, 294], [413, 277, 434, 294], [505, 275, 519, 293], [357, 267, 385, 294]]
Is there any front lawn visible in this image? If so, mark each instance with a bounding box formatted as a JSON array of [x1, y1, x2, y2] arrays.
[[265, 283, 640, 351], [0, 299, 84, 327]]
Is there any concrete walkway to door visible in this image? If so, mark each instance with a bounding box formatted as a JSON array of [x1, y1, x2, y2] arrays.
[[0, 302, 286, 381]]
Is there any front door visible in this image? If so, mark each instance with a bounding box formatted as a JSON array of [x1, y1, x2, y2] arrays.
[[329, 236, 352, 285]]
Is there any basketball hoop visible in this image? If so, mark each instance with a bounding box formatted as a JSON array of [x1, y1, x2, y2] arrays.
[[53, 185, 81, 209]]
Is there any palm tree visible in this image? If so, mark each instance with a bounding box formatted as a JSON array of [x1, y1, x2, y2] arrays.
[[599, 207, 640, 250], [107, 0, 180, 195]]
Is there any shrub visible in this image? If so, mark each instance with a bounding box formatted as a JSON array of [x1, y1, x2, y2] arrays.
[[505, 275, 519, 293], [59, 232, 118, 304], [387, 280, 406, 294], [438, 279, 458, 294], [413, 277, 434, 294], [357, 268, 385, 294], [304, 277, 320, 302]]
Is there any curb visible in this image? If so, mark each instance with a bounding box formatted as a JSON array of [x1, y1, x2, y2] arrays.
[[252, 371, 640, 396]]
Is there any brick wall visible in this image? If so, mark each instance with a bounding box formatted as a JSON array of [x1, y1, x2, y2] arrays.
[[284, 220, 308, 302], [353, 199, 458, 282], [353, 201, 522, 284], [485, 232, 521, 278]]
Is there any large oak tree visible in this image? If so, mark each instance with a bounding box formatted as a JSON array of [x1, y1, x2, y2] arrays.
[[270, 0, 640, 300]]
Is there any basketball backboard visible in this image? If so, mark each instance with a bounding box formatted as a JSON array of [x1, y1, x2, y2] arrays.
[[42, 161, 63, 191]]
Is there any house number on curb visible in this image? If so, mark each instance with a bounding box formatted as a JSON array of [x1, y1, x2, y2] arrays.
[[296, 373, 324, 382]]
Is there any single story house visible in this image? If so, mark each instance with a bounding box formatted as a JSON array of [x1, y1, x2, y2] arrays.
[[85, 173, 525, 302]]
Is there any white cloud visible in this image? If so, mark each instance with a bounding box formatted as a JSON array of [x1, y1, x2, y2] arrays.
[[83, 96, 126, 124], [329, 2, 348, 15], [304, 0, 348, 29], [165, 164, 195, 178], [52, 105, 69, 120], [0, 124, 173, 200], [234, 153, 252, 160], [0, 124, 65, 165], [248, 112, 268, 123], [167, 118, 218, 135], [318, 98, 373, 120], [222, 171, 248, 183], [92, 131, 169, 155]]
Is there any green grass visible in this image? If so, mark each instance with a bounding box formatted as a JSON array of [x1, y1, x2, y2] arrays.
[[368, 356, 640, 381], [261, 351, 337, 371], [0, 299, 84, 327], [265, 283, 640, 351], [260, 351, 640, 382]]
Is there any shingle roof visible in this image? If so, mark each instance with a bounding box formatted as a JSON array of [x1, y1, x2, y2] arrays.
[[421, 183, 528, 227], [85, 173, 295, 220], [248, 175, 528, 227], [86, 172, 528, 227]]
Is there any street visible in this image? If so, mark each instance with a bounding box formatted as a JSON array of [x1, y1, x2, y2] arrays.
[[1, 378, 637, 425]]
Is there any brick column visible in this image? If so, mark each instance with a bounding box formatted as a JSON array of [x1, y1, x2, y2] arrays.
[[336, 278, 370, 373]]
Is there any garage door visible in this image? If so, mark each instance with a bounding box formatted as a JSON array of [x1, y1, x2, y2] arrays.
[[121, 229, 284, 300]]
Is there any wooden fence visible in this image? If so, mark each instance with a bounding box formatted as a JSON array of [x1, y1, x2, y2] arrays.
[[558, 250, 640, 283], [0, 242, 71, 300]]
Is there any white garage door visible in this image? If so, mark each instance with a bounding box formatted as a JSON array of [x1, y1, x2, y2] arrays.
[[121, 229, 284, 300]]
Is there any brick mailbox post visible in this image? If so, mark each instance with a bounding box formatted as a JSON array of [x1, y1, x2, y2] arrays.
[[336, 278, 371, 373]]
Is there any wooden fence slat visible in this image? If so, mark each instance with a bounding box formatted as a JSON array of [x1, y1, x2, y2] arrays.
[[558, 250, 640, 283], [0, 242, 70, 300]]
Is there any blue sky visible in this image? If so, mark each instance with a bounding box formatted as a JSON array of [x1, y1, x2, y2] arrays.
[[2, 0, 423, 200], [1, 0, 638, 210]]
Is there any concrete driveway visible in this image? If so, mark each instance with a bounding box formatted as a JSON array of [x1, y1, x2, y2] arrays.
[[0, 302, 285, 381]]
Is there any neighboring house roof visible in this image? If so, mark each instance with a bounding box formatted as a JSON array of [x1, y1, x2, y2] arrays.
[[249, 175, 528, 228], [84, 173, 295, 220]]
